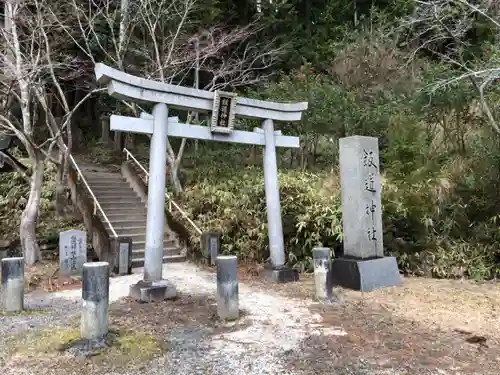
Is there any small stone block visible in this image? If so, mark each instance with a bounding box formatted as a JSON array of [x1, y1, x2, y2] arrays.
[[263, 264, 299, 284], [330, 256, 401, 292], [313, 247, 333, 301], [115, 237, 132, 275], [201, 232, 220, 266], [1, 257, 24, 312], [216, 255, 239, 320], [81, 262, 109, 340], [129, 280, 177, 302]]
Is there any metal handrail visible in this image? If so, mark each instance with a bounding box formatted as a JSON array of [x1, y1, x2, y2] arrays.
[[66, 150, 118, 238], [123, 148, 202, 235]]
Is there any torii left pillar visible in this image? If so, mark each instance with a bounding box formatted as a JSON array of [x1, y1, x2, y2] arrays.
[[129, 103, 177, 301]]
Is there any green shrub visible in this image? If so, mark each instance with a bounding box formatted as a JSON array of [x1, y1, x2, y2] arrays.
[[180, 165, 342, 272], [179, 154, 499, 279], [0, 161, 80, 242]]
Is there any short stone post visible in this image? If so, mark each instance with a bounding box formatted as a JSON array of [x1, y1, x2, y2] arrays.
[[114, 237, 132, 276], [313, 248, 332, 301], [81, 262, 109, 340], [1, 257, 24, 312], [201, 232, 220, 265], [216, 255, 239, 320]]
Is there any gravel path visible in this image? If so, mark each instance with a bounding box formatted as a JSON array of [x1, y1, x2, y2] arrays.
[[0, 262, 346, 375]]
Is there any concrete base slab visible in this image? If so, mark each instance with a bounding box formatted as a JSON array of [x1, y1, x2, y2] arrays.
[[330, 256, 401, 292], [129, 279, 177, 303], [263, 264, 299, 284]]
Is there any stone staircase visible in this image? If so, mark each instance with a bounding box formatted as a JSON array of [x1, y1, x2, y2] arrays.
[[77, 163, 185, 268]]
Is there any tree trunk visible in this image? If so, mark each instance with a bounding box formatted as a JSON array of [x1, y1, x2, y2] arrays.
[[169, 162, 183, 195], [250, 145, 257, 164], [55, 151, 65, 216], [20, 157, 44, 265], [114, 131, 122, 151], [101, 117, 110, 146], [125, 133, 135, 150], [300, 145, 305, 169]]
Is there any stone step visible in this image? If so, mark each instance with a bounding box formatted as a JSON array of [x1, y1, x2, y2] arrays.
[[93, 190, 138, 198], [99, 198, 144, 206], [101, 211, 146, 221], [75, 160, 185, 265], [85, 178, 129, 186], [131, 247, 180, 258], [131, 254, 185, 268], [106, 225, 147, 235], [84, 171, 122, 178], [132, 239, 176, 250], [89, 180, 131, 188], [93, 191, 135, 199], [99, 199, 144, 206], [92, 184, 133, 191], [98, 197, 144, 204], [99, 205, 147, 213], [100, 213, 148, 223], [104, 213, 148, 221], [100, 207, 146, 216], [100, 228, 176, 244], [105, 220, 147, 229]]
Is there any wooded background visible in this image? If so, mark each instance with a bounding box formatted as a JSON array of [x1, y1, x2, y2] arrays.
[[0, 0, 499, 279]]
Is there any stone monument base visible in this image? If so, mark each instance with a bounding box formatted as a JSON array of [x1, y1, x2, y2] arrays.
[[263, 264, 299, 284], [129, 279, 177, 303], [330, 256, 401, 292]]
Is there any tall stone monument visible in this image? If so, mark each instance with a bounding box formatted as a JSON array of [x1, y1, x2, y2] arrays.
[[95, 63, 308, 300], [331, 136, 401, 292]]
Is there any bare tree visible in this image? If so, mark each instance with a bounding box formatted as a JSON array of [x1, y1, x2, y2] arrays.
[[404, 0, 500, 132], [59, 0, 285, 194], [0, 0, 98, 264]]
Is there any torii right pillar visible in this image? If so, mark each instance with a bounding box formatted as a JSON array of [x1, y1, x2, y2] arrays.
[[261, 119, 298, 283]]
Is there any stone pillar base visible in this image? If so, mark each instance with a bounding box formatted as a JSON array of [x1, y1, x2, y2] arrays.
[[263, 264, 299, 284], [129, 280, 177, 303], [330, 256, 401, 292]]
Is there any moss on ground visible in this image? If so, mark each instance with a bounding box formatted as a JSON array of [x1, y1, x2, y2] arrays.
[[9, 325, 163, 368], [0, 308, 47, 317]]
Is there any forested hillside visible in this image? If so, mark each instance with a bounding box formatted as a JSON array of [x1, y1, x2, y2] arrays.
[[0, 0, 499, 279]]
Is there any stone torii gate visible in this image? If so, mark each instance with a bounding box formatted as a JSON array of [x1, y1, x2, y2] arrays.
[[95, 63, 308, 301]]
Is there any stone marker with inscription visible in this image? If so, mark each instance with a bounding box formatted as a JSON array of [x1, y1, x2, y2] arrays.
[[331, 136, 401, 292], [59, 229, 87, 278]]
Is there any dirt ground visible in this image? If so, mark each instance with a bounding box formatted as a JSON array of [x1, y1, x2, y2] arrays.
[[237, 265, 500, 375], [6, 292, 251, 375], [9, 261, 500, 374]]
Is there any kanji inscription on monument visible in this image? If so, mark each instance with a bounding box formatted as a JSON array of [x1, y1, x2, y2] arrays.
[[59, 229, 87, 277], [339, 136, 383, 259]]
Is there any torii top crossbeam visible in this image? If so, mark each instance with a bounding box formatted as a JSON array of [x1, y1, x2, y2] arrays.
[[95, 63, 308, 122]]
